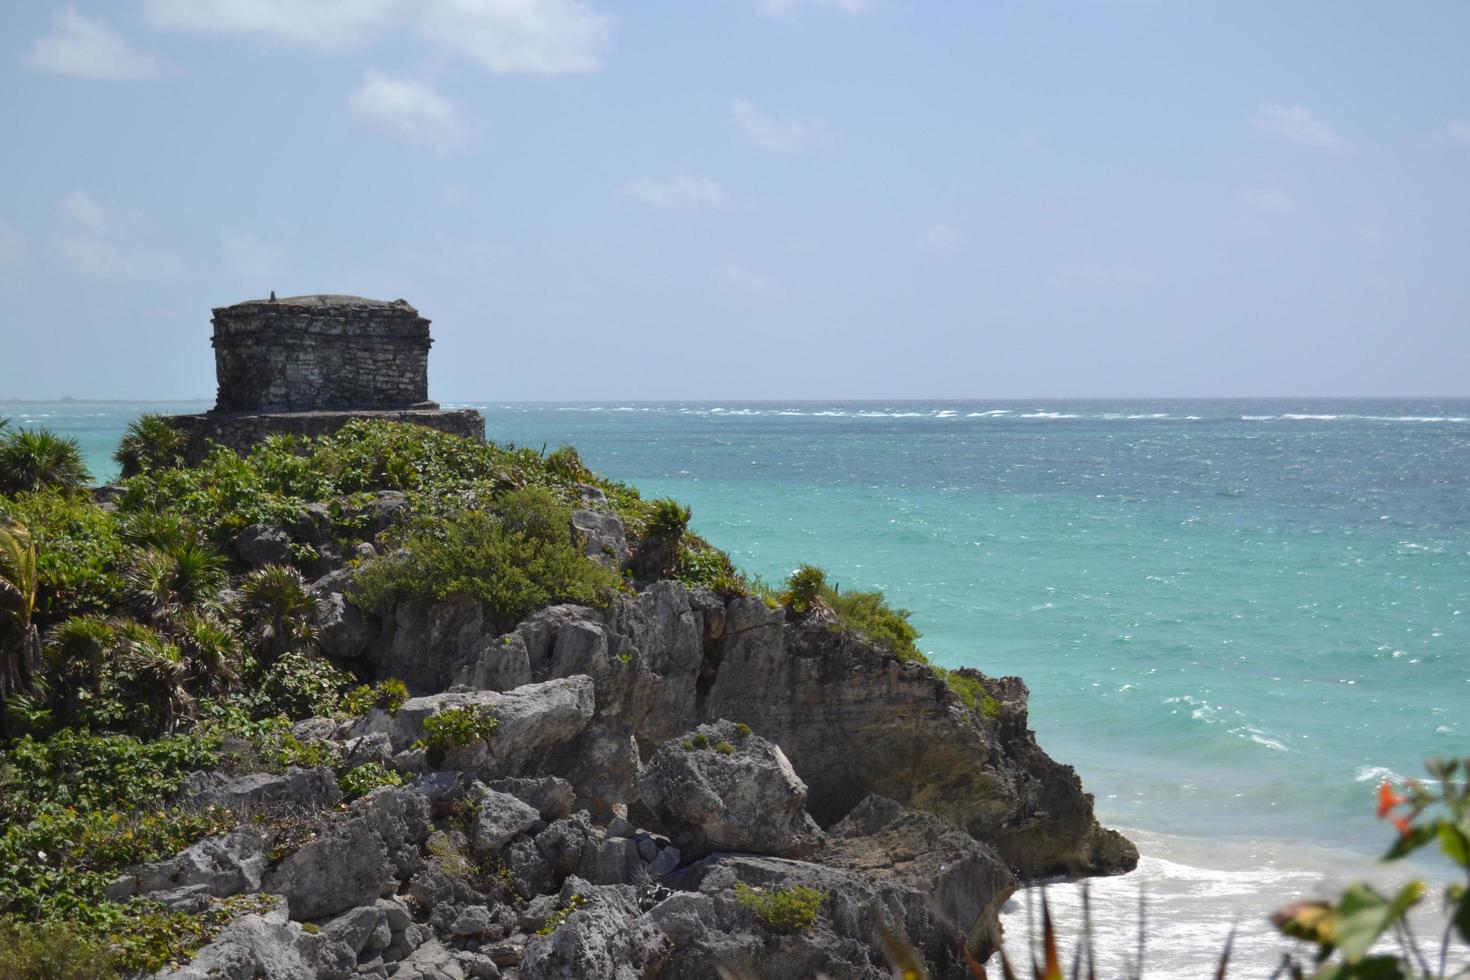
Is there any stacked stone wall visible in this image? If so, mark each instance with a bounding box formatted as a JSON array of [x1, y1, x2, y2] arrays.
[[212, 297, 432, 412]]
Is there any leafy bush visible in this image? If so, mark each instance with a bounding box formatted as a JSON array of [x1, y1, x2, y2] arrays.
[[339, 677, 410, 718], [0, 429, 91, 495], [250, 650, 353, 720], [734, 883, 825, 933], [0, 491, 123, 623], [827, 586, 922, 661], [122, 542, 228, 623], [673, 544, 736, 591], [421, 705, 499, 766], [338, 761, 403, 800], [355, 488, 619, 630], [113, 415, 185, 479], [934, 667, 1000, 720]]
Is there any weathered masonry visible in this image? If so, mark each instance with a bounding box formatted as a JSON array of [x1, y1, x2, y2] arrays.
[[211, 294, 433, 412], [169, 294, 483, 460]]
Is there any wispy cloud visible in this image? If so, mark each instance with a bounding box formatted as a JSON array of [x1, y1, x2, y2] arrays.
[[915, 222, 964, 253], [1238, 188, 1297, 215], [348, 71, 470, 153], [144, 0, 614, 74], [757, 0, 873, 17], [222, 232, 287, 281], [0, 220, 27, 294], [48, 191, 183, 282], [731, 99, 837, 153], [1249, 102, 1342, 149], [617, 173, 729, 210], [714, 263, 783, 301], [25, 6, 161, 79]]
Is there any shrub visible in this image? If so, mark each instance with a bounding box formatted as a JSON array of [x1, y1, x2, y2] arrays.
[[544, 445, 588, 483], [645, 499, 692, 544], [783, 564, 827, 613], [0, 429, 91, 495], [934, 667, 1000, 720], [0, 491, 123, 622], [122, 542, 228, 622], [734, 883, 825, 933], [421, 705, 498, 766], [827, 586, 923, 661], [338, 761, 403, 800], [354, 488, 618, 630], [113, 415, 185, 479], [251, 650, 352, 720], [714, 741, 734, 755], [0, 917, 119, 979], [339, 677, 410, 718], [538, 893, 588, 936], [673, 544, 734, 590]]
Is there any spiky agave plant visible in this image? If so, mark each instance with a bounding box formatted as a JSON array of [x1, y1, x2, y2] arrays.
[[233, 564, 318, 663], [171, 607, 243, 693], [109, 620, 193, 734], [645, 498, 693, 544], [782, 564, 827, 614], [0, 518, 42, 731], [0, 428, 92, 494]]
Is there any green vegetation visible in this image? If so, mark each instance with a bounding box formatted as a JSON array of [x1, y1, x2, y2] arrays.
[[781, 564, 923, 661], [340, 677, 410, 718], [113, 415, 186, 479], [538, 892, 588, 936], [645, 498, 692, 544], [0, 428, 91, 495], [715, 740, 734, 755], [338, 761, 403, 800], [734, 882, 826, 933], [356, 487, 620, 630], [933, 667, 1001, 721], [420, 705, 499, 766]]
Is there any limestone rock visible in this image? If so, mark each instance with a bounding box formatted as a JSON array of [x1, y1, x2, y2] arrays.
[[473, 789, 542, 856], [152, 899, 314, 980], [571, 509, 629, 569], [183, 767, 342, 812], [518, 878, 670, 980], [636, 720, 821, 859], [235, 524, 292, 566], [484, 776, 575, 822], [112, 826, 267, 901]]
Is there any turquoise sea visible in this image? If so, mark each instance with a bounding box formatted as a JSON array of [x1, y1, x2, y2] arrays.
[[7, 398, 1469, 974]]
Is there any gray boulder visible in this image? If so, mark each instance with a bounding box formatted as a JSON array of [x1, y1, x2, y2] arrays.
[[152, 898, 314, 980], [571, 509, 629, 569], [111, 826, 266, 901], [518, 878, 670, 980], [313, 589, 373, 659], [183, 767, 342, 812], [235, 524, 292, 566], [636, 720, 822, 859], [474, 788, 542, 856], [485, 776, 575, 821]]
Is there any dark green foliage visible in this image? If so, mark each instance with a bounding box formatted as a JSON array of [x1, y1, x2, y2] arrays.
[[645, 498, 692, 544], [233, 564, 317, 662], [673, 543, 736, 591], [122, 542, 228, 623], [543, 445, 589, 483], [783, 564, 827, 613], [338, 761, 402, 800], [251, 650, 353, 719], [714, 740, 734, 755], [0, 429, 91, 495], [734, 883, 825, 933], [113, 415, 185, 479], [42, 617, 192, 736], [0, 491, 123, 623], [355, 488, 619, 630]]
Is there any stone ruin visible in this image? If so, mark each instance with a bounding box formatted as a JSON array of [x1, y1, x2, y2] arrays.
[[169, 294, 483, 459]]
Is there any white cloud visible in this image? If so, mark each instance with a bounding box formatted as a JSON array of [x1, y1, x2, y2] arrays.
[[713, 264, 783, 301], [617, 173, 729, 210], [144, 0, 613, 74], [1442, 121, 1470, 147], [25, 6, 161, 79], [1051, 263, 1151, 289], [1249, 102, 1342, 149], [1238, 188, 1296, 215], [48, 190, 183, 282], [348, 71, 470, 154], [730, 99, 837, 153], [0, 221, 27, 294], [758, 0, 873, 17], [222, 232, 287, 280], [915, 222, 964, 252]]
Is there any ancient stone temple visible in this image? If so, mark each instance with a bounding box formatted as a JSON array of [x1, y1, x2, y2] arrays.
[[211, 294, 434, 413], [169, 294, 483, 459]]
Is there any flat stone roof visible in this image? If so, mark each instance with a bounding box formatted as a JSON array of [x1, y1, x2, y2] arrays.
[[218, 294, 419, 313]]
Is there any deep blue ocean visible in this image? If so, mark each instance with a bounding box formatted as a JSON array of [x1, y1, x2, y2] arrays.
[[8, 397, 1468, 974]]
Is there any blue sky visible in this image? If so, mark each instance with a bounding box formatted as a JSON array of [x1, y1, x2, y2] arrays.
[[2, 0, 1468, 400]]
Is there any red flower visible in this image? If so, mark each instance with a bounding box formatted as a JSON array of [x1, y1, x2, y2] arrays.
[[1377, 781, 1406, 819], [1392, 815, 1412, 837]]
